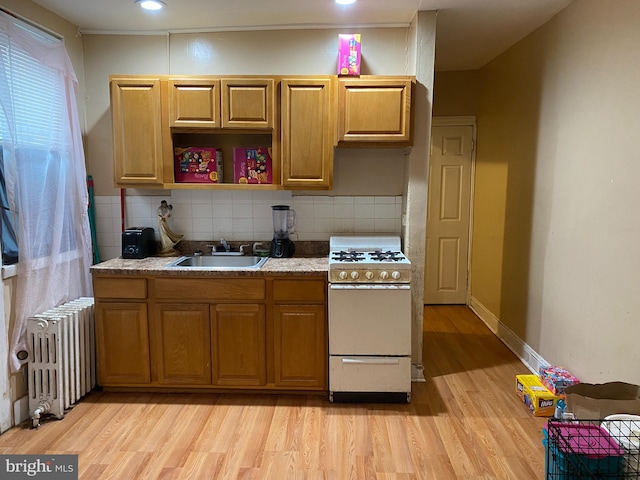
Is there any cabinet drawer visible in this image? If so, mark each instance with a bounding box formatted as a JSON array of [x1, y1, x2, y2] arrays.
[[273, 279, 326, 302], [93, 277, 147, 299], [155, 278, 265, 301]]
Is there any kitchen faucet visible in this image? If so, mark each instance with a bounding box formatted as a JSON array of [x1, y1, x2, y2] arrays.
[[207, 238, 230, 254]]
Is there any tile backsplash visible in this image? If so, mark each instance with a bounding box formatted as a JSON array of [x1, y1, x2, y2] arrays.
[[94, 191, 403, 261]]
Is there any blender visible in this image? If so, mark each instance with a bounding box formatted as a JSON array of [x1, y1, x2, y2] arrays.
[[270, 205, 296, 257]]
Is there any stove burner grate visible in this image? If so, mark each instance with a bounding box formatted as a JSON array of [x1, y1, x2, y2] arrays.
[[331, 250, 365, 262], [369, 250, 404, 262]]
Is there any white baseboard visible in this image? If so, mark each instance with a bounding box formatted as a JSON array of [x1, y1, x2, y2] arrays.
[[13, 395, 29, 427], [469, 297, 548, 374]]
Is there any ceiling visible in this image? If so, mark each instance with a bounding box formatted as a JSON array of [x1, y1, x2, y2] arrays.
[[30, 0, 572, 71]]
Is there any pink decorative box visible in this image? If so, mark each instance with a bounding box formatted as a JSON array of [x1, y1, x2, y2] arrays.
[[337, 33, 361, 76], [539, 365, 580, 396], [174, 147, 223, 183], [233, 147, 272, 184]]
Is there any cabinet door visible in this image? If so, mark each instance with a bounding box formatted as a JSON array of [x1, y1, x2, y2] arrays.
[[95, 302, 150, 385], [169, 79, 221, 128], [281, 78, 335, 189], [338, 78, 412, 143], [151, 303, 212, 385], [221, 78, 274, 129], [212, 304, 266, 386], [110, 77, 165, 186], [273, 304, 327, 389]]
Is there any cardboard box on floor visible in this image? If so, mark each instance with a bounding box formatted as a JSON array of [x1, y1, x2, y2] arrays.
[[565, 382, 640, 419]]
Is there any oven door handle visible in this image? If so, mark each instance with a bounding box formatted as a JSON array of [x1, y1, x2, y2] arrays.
[[341, 357, 401, 365], [329, 284, 410, 290]]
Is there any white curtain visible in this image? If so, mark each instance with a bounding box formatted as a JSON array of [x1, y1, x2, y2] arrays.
[[0, 12, 93, 372]]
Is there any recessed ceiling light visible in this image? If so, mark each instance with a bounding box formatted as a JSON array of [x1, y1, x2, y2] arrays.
[[335, 0, 356, 5], [135, 0, 166, 11]]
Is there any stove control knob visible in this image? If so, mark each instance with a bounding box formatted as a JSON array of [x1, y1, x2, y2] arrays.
[[392, 271, 401, 280], [350, 271, 360, 280], [379, 271, 389, 280], [365, 271, 374, 280], [339, 271, 348, 280]]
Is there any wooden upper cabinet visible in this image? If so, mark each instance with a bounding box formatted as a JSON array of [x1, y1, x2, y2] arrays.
[[281, 78, 335, 189], [169, 78, 221, 128], [338, 77, 413, 144], [110, 77, 166, 186], [222, 78, 274, 129]]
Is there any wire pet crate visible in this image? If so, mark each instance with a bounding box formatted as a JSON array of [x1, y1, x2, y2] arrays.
[[545, 419, 640, 479]]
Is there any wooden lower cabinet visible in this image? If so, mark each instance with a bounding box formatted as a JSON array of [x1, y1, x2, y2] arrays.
[[273, 304, 326, 388], [272, 277, 328, 389], [212, 304, 266, 386], [95, 302, 151, 385], [93, 274, 327, 392], [151, 303, 212, 385]]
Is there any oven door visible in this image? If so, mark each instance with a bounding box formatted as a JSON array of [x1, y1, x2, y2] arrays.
[[328, 283, 411, 356]]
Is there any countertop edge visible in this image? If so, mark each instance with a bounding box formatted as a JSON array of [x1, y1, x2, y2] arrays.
[[90, 256, 329, 277]]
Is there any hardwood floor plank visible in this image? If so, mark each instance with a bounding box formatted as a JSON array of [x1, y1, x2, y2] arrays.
[[177, 451, 225, 480], [0, 306, 547, 479], [319, 405, 356, 475], [355, 454, 377, 479], [299, 397, 326, 472], [235, 398, 277, 469]]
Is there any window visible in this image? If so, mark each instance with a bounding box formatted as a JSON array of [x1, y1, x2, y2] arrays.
[[1, 10, 93, 373], [0, 13, 75, 265], [0, 147, 18, 264]]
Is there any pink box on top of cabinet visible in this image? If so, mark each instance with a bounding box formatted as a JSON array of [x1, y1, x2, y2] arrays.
[[337, 33, 361, 76]]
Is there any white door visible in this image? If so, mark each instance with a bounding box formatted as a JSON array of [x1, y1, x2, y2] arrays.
[[424, 124, 473, 304]]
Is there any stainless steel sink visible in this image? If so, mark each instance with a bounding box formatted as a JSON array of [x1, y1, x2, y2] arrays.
[[166, 255, 268, 269]]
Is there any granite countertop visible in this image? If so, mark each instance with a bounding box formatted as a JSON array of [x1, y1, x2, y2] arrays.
[[90, 255, 329, 277]]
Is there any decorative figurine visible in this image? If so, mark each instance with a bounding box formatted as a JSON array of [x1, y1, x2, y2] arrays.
[[157, 200, 183, 256]]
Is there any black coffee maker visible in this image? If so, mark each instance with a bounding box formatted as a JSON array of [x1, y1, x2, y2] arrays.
[[270, 205, 296, 258]]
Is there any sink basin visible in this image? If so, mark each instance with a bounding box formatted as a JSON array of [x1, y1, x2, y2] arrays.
[[166, 255, 268, 269]]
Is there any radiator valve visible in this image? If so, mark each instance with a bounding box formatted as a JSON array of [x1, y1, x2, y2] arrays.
[[31, 400, 51, 429]]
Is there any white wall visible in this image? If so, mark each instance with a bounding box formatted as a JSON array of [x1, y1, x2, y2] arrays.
[[473, 0, 640, 384]]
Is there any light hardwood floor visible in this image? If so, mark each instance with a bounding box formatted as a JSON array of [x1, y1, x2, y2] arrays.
[[0, 306, 547, 479]]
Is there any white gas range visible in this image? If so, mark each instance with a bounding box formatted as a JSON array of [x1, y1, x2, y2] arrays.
[[328, 236, 412, 284], [328, 236, 412, 403]]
